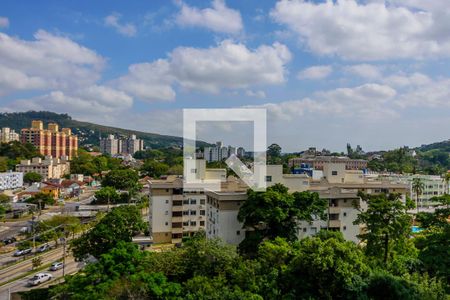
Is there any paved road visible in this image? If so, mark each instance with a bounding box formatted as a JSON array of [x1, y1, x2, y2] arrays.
[[0, 256, 82, 299]]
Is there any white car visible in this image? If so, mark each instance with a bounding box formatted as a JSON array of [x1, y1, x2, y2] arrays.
[[50, 262, 64, 271], [28, 273, 53, 286]]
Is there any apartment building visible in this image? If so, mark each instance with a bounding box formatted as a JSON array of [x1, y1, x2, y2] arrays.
[[16, 156, 70, 180], [21, 121, 78, 159], [204, 141, 244, 162], [0, 171, 23, 191], [99, 134, 144, 156], [149, 160, 226, 244], [0, 127, 19, 143], [288, 156, 368, 170]]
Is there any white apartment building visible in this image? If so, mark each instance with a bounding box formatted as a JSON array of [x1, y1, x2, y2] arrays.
[[16, 156, 70, 180], [0, 171, 23, 191], [99, 134, 144, 156], [0, 127, 19, 143], [204, 141, 244, 162], [149, 160, 226, 244]]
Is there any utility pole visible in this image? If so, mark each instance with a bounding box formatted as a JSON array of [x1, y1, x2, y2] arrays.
[[62, 226, 66, 277]]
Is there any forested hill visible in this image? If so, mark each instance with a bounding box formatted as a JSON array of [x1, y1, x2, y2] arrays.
[[0, 111, 210, 149]]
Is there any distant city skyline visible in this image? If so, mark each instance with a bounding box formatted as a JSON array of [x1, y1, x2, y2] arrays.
[[1, 0, 450, 152]]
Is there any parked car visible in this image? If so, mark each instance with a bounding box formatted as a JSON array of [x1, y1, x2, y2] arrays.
[[49, 261, 64, 271], [1, 237, 16, 245], [13, 248, 32, 256], [28, 273, 53, 286], [36, 244, 50, 253]]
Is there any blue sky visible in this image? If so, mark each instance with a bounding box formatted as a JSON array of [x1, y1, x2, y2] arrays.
[[1, 0, 450, 152]]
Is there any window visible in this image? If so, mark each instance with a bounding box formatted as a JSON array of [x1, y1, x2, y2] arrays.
[[183, 221, 189, 226], [311, 227, 317, 234], [165, 199, 169, 204], [183, 211, 189, 215], [266, 176, 272, 182], [191, 168, 197, 174], [200, 210, 205, 216], [190, 221, 196, 226], [183, 199, 189, 205], [190, 199, 197, 205], [331, 171, 338, 176], [200, 221, 205, 226], [236, 230, 240, 235], [200, 199, 205, 204], [165, 222, 168, 226], [190, 210, 197, 215], [343, 226, 347, 231], [165, 211, 168, 215], [343, 212, 347, 217], [303, 228, 307, 232]]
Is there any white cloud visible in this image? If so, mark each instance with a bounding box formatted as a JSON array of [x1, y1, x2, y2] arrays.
[[0, 17, 9, 28], [395, 77, 450, 108], [0, 30, 104, 95], [344, 64, 382, 79], [115, 60, 175, 102], [271, 0, 450, 60], [383, 72, 431, 87], [245, 90, 266, 98], [250, 83, 398, 121], [297, 65, 333, 80], [104, 13, 137, 37], [116, 40, 291, 100], [175, 0, 243, 34], [8, 85, 132, 117]]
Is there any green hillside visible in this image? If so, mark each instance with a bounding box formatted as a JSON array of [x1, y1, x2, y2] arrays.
[[0, 111, 210, 149]]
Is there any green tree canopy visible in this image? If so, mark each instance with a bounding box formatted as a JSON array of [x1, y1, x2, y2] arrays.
[[23, 172, 42, 184], [102, 169, 140, 190]]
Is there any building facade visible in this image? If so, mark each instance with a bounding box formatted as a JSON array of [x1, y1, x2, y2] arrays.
[[16, 156, 70, 180], [99, 134, 144, 156], [0, 127, 20, 143], [289, 156, 368, 170], [21, 121, 78, 159], [204, 141, 244, 162], [0, 171, 23, 191]]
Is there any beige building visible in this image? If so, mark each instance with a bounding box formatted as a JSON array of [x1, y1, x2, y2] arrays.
[[16, 156, 70, 180], [289, 156, 368, 170], [149, 160, 226, 244], [0, 127, 20, 143]]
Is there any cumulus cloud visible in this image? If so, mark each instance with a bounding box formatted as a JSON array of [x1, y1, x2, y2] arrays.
[[297, 65, 333, 80], [8, 85, 132, 117], [395, 77, 450, 108], [0, 30, 104, 95], [271, 0, 450, 60], [344, 64, 382, 79], [250, 83, 398, 121], [175, 0, 243, 34], [0, 17, 9, 28], [116, 40, 291, 101], [245, 90, 266, 98], [104, 13, 137, 37]]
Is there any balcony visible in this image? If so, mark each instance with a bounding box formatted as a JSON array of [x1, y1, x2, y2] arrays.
[[172, 205, 183, 212], [172, 216, 183, 222], [172, 227, 183, 234], [172, 195, 183, 201], [329, 207, 341, 214], [328, 220, 341, 228], [172, 238, 182, 244]]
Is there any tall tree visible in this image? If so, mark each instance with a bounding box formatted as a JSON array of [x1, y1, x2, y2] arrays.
[[23, 172, 43, 184], [238, 184, 327, 255], [412, 177, 425, 213], [354, 192, 414, 265]]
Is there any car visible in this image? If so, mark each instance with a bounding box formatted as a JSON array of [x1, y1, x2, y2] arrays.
[[36, 244, 50, 253], [28, 273, 52, 286], [49, 261, 63, 271], [13, 248, 32, 256], [2, 237, 16, 245]]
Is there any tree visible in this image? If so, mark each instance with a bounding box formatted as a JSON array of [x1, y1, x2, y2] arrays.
[[0, 193, 9, 204], [412, 177, 425, 213], [0, 156, 7, 172], [25, 192, 54, 210], [71, 205, 145, 259], [23, 172, 42, 184], [93, 186, 121, 205], [354, 192, 414, 265], [32, 257, 42, 270], [443, 172, 450, 194], [102, 169, 140, 190], [238, 184, 327, 255], [281, 232, 370, 299], [141, 160, 169, 178], [267, 144, 282, 164]]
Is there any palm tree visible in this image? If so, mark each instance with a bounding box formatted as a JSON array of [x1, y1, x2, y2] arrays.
[[412, 177, 425, 214]]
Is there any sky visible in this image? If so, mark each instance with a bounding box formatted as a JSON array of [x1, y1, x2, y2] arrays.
[[1, 0, 450, 152]]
